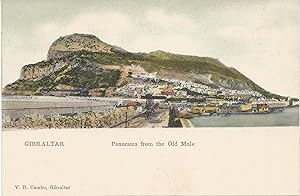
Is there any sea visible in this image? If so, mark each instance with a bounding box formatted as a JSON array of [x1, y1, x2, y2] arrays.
[[190, 107, 299, 127]]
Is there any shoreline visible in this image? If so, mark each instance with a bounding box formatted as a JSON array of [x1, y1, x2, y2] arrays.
[[189, 107, 299, 127]]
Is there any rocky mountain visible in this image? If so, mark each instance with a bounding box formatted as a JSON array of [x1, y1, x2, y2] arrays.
[[47, 33, 127, 60], [3, 33, 282, 98]]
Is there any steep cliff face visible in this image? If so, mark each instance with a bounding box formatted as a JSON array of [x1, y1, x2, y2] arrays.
[[47, 33, 126, 60], [20, 60, 69, 81]]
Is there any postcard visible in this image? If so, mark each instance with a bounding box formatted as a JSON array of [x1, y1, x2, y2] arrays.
[[1, 0, 299, 195]]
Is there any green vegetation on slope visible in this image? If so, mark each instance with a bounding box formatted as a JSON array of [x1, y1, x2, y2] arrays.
[[4, 63, 120, 95], [58, 67, 120, 89], [95, 51, 283, 98], [3, 49, 283, 98]]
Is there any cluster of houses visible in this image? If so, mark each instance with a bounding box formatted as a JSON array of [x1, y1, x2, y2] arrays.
[[111, 65, 262, 102], [107, 65, 300, 116]]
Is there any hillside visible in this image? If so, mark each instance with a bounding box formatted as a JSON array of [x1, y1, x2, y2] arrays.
[[3, 33, 282, 98]]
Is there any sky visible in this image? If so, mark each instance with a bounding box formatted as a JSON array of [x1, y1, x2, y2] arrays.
[[2, 0, 299, 97]]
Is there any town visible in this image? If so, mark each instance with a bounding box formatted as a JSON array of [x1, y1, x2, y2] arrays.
[[111, 64, 298, 118], [2, 64, 299, 129]]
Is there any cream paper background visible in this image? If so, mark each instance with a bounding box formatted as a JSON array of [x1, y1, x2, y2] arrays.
[[1, 1, 299, 195], [2, 127, 299, 196]]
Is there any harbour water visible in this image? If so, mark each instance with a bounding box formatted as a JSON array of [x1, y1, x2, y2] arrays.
[[190, 107, 299, 127]]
